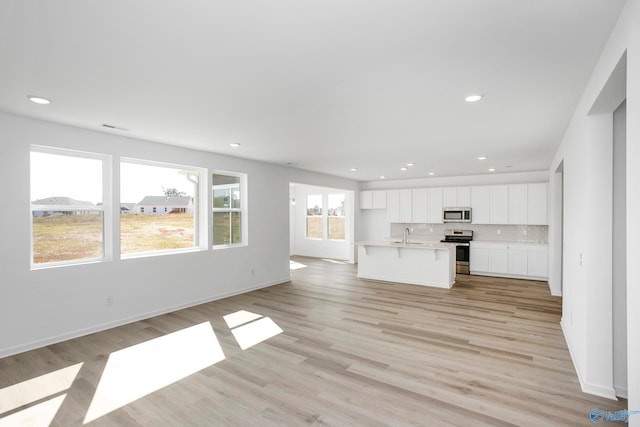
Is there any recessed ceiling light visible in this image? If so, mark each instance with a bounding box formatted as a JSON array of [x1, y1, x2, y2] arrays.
[[488, 168, 496, 172], [27, 96, 51, 105], [379, 175, 385, 179], [400, 167, 408, 171], [477, 156, 487, 160], [230, 143, 241, 148], [406, 163, 415, 167], [349, 168, 357, 172], [428, 172, 435, 176], [465, 94, 483, 103]]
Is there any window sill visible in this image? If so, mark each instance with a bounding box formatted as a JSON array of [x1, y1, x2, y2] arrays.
[[120, 247, 206, 260], [31, 257, 108, 270], [211, 243, 247, 251]]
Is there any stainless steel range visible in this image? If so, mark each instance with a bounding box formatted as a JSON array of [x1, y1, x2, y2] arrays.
[[441, 229, 473, 275]]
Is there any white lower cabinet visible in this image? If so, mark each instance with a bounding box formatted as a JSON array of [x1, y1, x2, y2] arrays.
[[470, 242, 548, 279]]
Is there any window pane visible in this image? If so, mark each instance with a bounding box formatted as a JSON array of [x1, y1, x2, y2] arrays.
[[327, 194, 345, 240], [232, 211, 242, 244], [120, 161, 198, 255], [213, 212, 230, 245], [306, 195, 323, 239], [32, 212, 104, 264], [213, 187, 231, 208], [30, 150, 105, 265], [212, 173, 244, 246]]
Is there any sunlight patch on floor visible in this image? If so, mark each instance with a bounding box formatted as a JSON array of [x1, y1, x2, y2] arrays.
[[0, 362, 82, 416], [223, 310, 263, 329], [84, 321, 225, 424], [322, 258, 347, 264], [0, 394, 67, 427], [289, 260, 307, 270], [230, 317, 283, 350]]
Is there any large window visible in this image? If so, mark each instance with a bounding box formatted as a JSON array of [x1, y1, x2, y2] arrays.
[[212, 172, 246, 246], [120, 159, 202, 256], [306, 195, 323, 239], [30, 147, 110, 267]]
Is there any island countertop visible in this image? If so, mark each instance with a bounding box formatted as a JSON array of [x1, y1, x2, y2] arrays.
[[356, 240, 456, 288], [356, 240, 454, 250]]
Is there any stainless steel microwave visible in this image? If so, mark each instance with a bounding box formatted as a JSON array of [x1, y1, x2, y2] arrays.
[[443, 207, 472, 223]]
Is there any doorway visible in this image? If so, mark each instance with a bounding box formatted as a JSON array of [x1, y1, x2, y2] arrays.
[[289, 183, 355, 263]]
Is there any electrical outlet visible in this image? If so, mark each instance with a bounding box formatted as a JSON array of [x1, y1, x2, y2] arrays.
[[106, 296, 113, 306], [251, 268, 255, 276], [579, 253, 583, 267], [522, 229, 528, 236], [497, 229, 502, 235]]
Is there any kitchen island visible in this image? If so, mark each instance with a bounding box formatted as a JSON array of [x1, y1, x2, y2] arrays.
[[356, 240, 456, 288]]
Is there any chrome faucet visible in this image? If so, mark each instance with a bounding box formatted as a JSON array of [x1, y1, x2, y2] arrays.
[[403, 227, 411, 245]]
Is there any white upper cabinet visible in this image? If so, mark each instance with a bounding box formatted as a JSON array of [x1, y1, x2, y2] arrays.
[[508, 184, 528, 224], [411, 188, 429, 223], [360, 190, 387, 209], [443, 186, 471, 207], [471, 186, 490, 224], [382, 182, 546, 225], [387, 190, 400, 222], [457, 186, 471, 206], [398, 189, 412, 222], [490, 185, 509, 224], [387, 189, 412, 223], [360, 191, 373, 209], [443, 187, 457, 207], [527, 183, 548, 225], [427, 187, 443, 224]]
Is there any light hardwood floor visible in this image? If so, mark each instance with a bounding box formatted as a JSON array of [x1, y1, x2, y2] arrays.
[[0, 257, 627, 426]]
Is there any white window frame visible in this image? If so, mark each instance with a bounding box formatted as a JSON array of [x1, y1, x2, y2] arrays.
[[30, 145, 113, 269], [120, 157, 207, 259], [212, 170, 247, 249]]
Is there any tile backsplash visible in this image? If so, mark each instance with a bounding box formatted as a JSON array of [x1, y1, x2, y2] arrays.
[[390, 223, 548, 244]]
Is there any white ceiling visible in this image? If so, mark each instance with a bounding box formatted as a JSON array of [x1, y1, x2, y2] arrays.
[[0, 0, 625, 181]]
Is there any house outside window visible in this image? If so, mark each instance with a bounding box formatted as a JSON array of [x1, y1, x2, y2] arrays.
[[212, 172, 246, 247], [120, 159, 203, 256], [30, 147, 111, 267]]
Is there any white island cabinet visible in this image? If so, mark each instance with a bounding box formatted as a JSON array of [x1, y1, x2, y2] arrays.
[[357, 241, 456, 288]]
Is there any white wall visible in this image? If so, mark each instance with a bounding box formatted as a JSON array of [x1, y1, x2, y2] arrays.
[[289, 183, 355, 261], [0, 112, 359, 358], [548, 0, 639, 421]]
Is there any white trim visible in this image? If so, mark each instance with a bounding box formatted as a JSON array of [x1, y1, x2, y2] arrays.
[[0, 277, 291, 359], [561, 318, 618, 401]]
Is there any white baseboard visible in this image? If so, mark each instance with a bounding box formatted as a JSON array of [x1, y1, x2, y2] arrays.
[[613, 385, 628, 399], [560, 319, 618, 401], [470, 271, 549, 281], [0, 276, 291, 359]]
